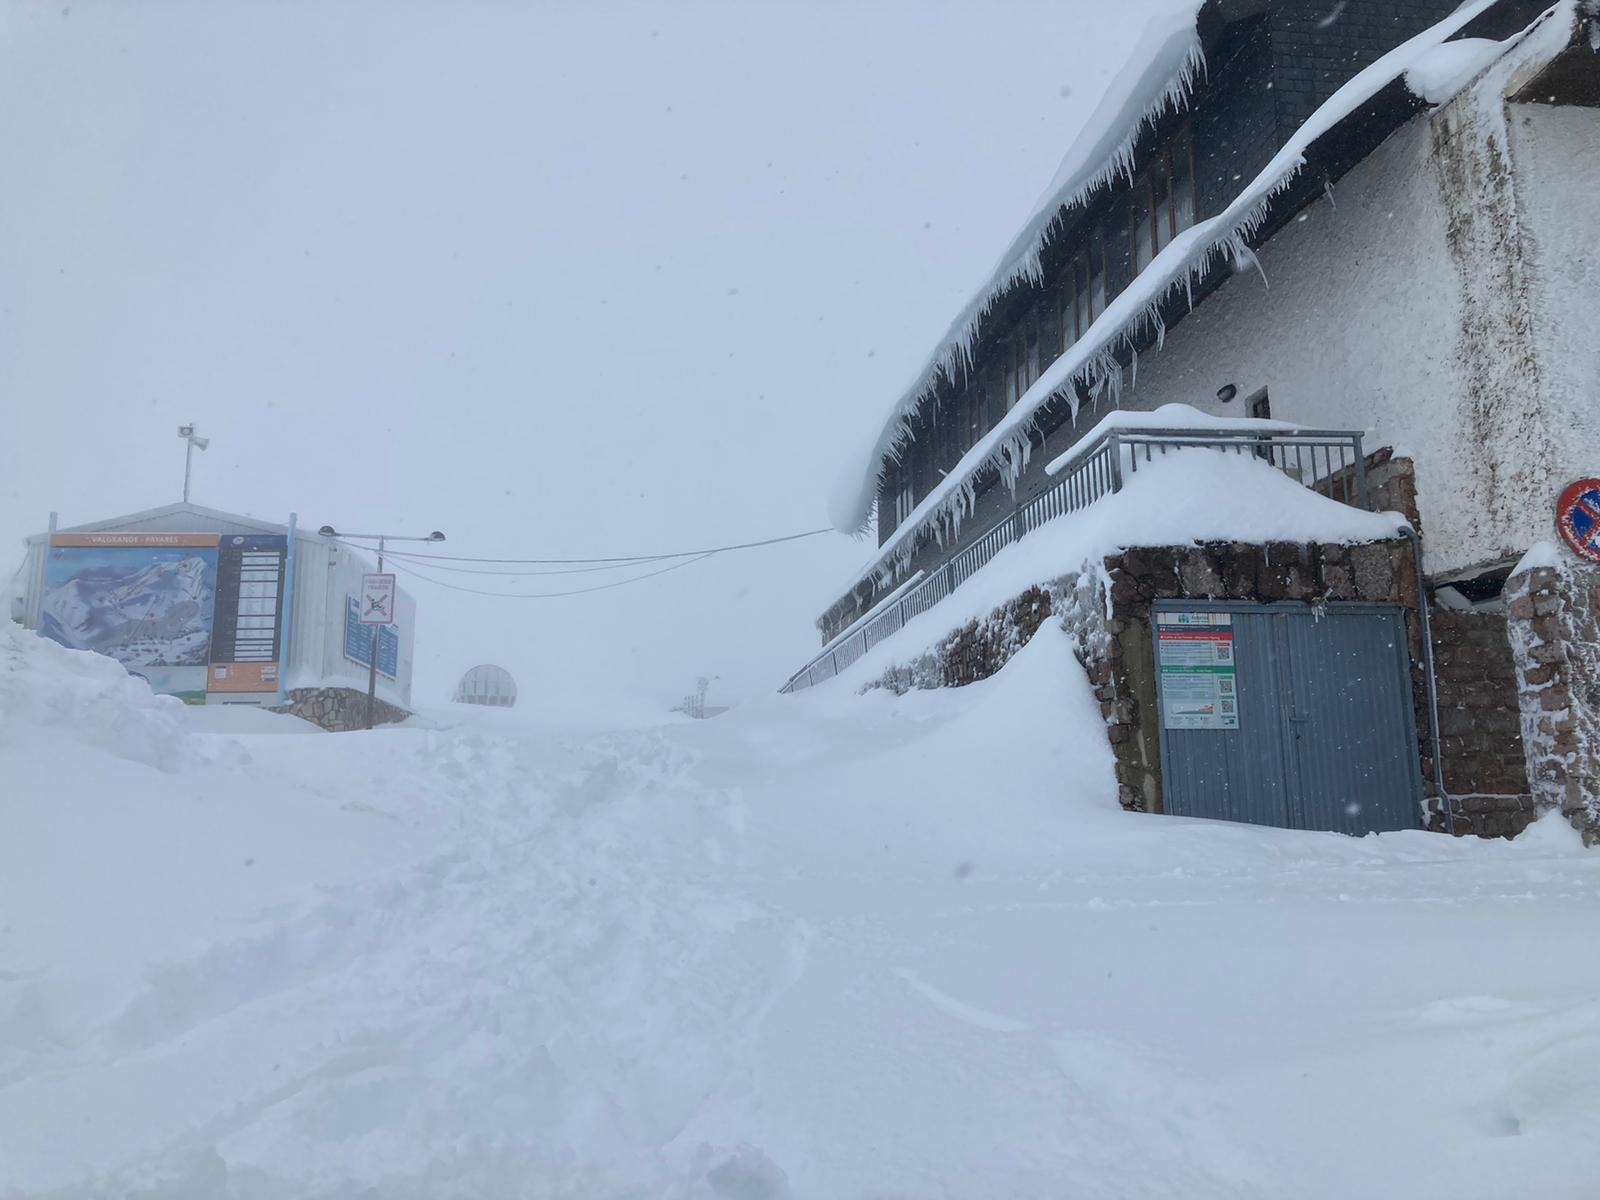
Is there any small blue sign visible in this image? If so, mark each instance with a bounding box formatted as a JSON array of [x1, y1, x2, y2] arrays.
[[344, 595, 399, 678]]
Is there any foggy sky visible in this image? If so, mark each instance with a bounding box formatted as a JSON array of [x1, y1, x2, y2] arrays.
[[1, 0, 1173, 714]]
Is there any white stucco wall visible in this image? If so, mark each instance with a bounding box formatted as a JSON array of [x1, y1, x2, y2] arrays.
[[1511, 100, 1600, 510], [1117, 80, 1599, 578], [308, 540, 416, 709]]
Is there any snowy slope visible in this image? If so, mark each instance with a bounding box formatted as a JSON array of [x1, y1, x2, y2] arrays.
[[2, 623, 1599, 1197]]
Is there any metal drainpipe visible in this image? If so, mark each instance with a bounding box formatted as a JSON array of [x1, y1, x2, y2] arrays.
[[1400, 525, 1453, 835]]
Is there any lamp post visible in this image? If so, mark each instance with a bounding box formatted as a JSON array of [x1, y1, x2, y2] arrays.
[[177, 424, 209, 503], [318, 526, 446, 729]]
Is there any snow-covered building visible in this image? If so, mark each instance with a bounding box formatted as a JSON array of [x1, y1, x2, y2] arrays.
[[800, 0, 1600, 840], [10, 502, 418, 729]]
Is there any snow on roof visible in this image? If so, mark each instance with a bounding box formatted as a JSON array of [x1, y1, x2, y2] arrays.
[[829, 0, 1565, 562], [828, 1, 1205, 534], [1404, 36, 1510, 102], [25, 501, 303, 543]]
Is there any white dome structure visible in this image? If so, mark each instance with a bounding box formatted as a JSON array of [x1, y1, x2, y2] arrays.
[[452, 663, 517, 708]]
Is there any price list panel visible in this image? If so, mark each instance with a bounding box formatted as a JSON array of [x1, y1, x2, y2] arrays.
[[208, 534, 288, 698]]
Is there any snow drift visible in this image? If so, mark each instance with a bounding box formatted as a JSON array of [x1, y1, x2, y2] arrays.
[[2, 622, 1598, 1198], [0, 620, 192, 771]]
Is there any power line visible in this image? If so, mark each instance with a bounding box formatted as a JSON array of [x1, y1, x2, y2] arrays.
[[334, 526, 832, 565], [383, 551, 717, 598], [370, 549, 667, 578]]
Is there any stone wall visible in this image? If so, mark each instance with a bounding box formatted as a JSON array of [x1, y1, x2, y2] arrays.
[[1366, 450, 1422, 531], [863, 537, 1547, 838], [1426, 610, 1537, 837], [275, 686, 411, 733], [871, 586, 1062, 695], [866, 540, 1427, 815], [1099, 540, 1429, 819], [1505, 557, 1600, 844], [935, 587, 1056, 688]]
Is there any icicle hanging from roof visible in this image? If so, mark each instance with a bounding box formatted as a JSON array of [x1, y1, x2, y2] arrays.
[[827, 6, 1208, 536], [827, 0, 1548, 598]]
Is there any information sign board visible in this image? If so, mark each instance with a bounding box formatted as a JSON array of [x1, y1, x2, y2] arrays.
[[1157, 611, 1239, 731], [344, 596, 399, 679], [42, 531, 286, 704]]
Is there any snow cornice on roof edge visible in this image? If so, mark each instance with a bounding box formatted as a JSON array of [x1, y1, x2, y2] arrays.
[[828, 7, 1207, 537], [829, 0, 1559, 605]]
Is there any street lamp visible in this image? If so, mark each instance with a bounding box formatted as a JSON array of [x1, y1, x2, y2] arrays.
[[316, 526, 447, 729], [177, 424, 209, 503]]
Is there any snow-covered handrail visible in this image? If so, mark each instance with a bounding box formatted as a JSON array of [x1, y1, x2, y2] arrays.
[[783, 424, 1367, 694]]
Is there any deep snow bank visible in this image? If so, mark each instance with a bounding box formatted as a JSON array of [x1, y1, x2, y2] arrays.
[[3, 624, 1599, 1199], [0, 621, 192, 770]]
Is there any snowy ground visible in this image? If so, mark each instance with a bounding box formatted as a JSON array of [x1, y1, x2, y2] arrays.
[[3, 625, 1599, 1198]]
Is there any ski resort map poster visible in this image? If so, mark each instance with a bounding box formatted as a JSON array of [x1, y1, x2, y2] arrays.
[[1156, 611, 1239, 731], [41, 532, 286, 704]]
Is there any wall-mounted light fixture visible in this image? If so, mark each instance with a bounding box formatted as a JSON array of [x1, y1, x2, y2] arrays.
[[1216, 383, 1239, 404]]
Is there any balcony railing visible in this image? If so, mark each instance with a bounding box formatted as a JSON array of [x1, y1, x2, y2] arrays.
[[780, 424, 1368, 694]]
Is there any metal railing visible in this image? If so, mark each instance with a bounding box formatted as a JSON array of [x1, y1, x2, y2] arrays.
[[780, 425, 1368, 693]]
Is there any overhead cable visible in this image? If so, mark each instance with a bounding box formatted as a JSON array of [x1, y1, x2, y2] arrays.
[[370, 548, 668, 578], [382, 551, 718, 599], [334, 527, 832, 565]]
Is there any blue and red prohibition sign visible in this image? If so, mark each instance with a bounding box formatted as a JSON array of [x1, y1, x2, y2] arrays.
[[1556, 478, 1600, 565]]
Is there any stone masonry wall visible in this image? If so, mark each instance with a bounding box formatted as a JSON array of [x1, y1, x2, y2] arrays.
[[1427, 610, 1537, 837], [1505, 557, 1600, 844], [276, 686, 411, 733], [936, 587, 1057, 688], [871, 586, 1063, 695], [865, 540, 1427, 815], [1101, 540, 1429, 820], [1366, 450, 1423, 531], [865, 537, 1540, 838]]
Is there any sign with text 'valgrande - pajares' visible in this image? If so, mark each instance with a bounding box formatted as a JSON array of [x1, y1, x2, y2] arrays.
[[41, 532, 287, 704]]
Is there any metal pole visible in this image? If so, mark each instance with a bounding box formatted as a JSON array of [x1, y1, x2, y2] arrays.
[[366, 535, 383, 731], [30, 512, 58, 628], [183, 439, 193, 503], [1401, 526, 1452, 835], [277, 513, 297, 709]]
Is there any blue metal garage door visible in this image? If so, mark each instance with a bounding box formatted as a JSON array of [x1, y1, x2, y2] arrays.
[[1153, 601, 1422, 834]]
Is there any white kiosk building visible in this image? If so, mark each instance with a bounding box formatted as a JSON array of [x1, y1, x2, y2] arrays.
[[10, 502, 417, 729]]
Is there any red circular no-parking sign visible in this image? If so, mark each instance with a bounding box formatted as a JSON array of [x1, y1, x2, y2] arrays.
[[1555, 478, 1600, 565]]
